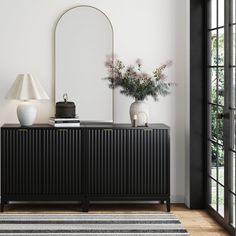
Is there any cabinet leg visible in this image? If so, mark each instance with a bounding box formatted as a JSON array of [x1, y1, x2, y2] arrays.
[[0, 203, 4, 212], [166, 199, 170, 212], [82, 198, 89, 212]]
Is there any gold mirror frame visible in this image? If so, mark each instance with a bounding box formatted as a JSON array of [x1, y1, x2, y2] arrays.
[[53, 5, 114, 123]]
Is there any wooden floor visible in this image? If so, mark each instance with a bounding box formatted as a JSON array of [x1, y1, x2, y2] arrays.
[[0, 203, 230, 235]]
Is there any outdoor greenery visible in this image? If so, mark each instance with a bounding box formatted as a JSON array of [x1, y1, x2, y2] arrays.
[[211, 32, 236, 217], [104, 56, 174, 101], [211, 32, 224, 167]]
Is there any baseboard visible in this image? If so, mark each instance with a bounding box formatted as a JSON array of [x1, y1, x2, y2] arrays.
[[184, 196, 190, 208], [0, 195, 185, 204], [171, 195, 185, 203]]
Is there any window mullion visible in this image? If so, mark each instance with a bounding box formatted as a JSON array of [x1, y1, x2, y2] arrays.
[[223, 0, 231, 226]]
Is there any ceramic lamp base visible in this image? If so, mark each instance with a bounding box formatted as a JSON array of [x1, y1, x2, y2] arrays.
[[17, 102, 37, 126]]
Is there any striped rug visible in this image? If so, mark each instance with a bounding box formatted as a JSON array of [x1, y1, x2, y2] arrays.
[[0, 213, 189, 235]]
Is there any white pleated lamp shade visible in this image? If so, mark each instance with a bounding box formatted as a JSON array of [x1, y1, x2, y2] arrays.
[[6, 74, 49, 100]]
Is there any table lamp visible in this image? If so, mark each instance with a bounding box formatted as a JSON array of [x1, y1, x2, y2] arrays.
[[6, 74, 49, 126]]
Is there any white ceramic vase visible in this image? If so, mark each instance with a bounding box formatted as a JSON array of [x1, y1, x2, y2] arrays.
[[129, 99, 149, 126]]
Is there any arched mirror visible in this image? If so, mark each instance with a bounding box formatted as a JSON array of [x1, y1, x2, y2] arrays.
[[55, 6, 114, 122]]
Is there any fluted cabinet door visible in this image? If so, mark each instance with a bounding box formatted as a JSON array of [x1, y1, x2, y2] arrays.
[[88, 129, 127, 195], [1, 129, 42, 195], [42, 129, 82, 195], [1, 124, 170, 211], [126, 129, 168, 195]]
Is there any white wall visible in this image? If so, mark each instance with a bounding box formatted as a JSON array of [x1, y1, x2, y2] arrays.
[[0, 0, 189, 203]]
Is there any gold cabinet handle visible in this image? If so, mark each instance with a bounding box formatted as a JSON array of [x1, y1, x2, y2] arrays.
[[143, 129, 153, 132], [103, 129, 113, 132], [17, 129, 28, 132], [57, 129, 68, 132]]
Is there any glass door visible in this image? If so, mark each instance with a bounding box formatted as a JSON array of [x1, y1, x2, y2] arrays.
[[207, 0, 236, 233], [229, 0, 236, 229]]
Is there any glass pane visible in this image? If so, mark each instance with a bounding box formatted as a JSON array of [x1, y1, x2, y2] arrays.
[[218, 69, 224, 105], [218, 0, 224, 27], [235, 112, 236, 151], [210, 0, 217, 29], [218, 184, 224, 217], [234, 69, 236, 108], [232, 26, 235, 66], [233, 0, 236, 24], [218, 145, 224, 185], [230, 152, 235, 194], [233, 195, 235, 227], [210, 142, 217, 179], [210, 68, 217, 103], [210, 178, 217, 210], [230, 193, 235, 227], [209, 105, 224, 145], [210, 105, 218, 141], [210, 30, 217, 66], [218, 29, 224, 66], [218, 106, 224, 144], [231, 68, 236, 108]]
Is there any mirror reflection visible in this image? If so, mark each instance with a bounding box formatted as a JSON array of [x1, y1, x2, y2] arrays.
[[55, 6, 113, 122]]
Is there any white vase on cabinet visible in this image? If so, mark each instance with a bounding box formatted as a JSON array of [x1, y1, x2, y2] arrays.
[[129, 99, 149, 126]]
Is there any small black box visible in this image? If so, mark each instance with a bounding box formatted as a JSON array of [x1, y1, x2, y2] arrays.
[[55, 101, 76, 118]]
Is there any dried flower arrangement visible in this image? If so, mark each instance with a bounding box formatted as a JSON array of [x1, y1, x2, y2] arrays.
[[104, 56, 174, 101]]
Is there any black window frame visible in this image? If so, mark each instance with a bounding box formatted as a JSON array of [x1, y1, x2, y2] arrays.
[[190, 0, 236, 234]]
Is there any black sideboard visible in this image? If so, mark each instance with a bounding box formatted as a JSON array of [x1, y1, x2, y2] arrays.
[[1, 123, 170, 212]]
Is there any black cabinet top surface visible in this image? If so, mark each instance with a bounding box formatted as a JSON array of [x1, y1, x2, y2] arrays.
[[2, 123, 169, 129]]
